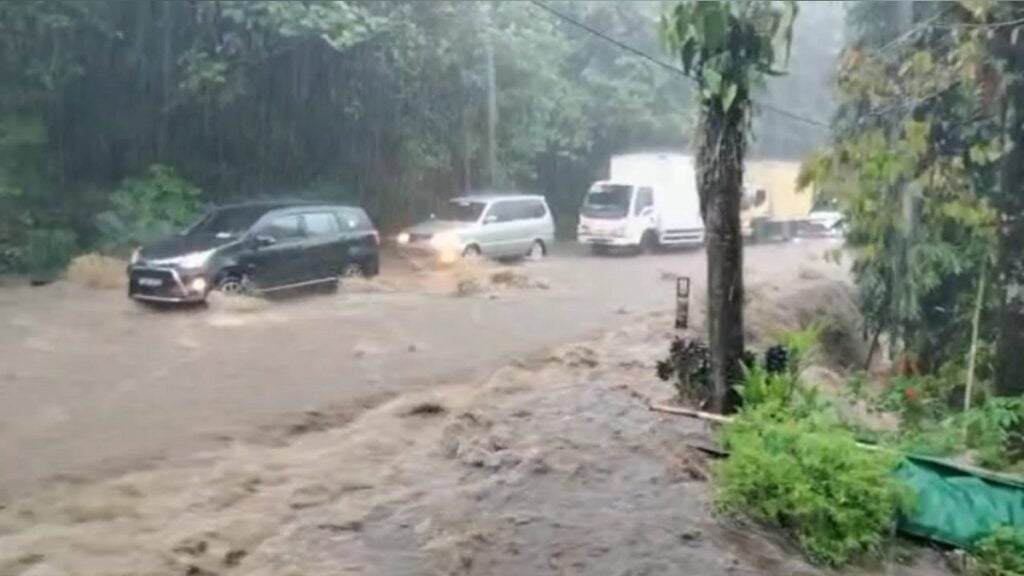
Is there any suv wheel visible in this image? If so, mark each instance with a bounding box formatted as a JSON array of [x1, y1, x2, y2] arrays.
[[217, 274, 248, 296]]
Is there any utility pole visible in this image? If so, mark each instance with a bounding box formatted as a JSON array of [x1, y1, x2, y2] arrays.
[[485, 4, 498, 188]]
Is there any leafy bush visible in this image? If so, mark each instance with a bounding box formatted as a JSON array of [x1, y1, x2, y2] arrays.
[[962, 398, 1024, 470], [716, 404, 909, 567], [24, 228, 78, 277], [972, 526, 1024, 576], [877, 372, 961, 429], [95, 164, 201, 251], [737, 326, 827, 415], [655, 337, 711, 404]]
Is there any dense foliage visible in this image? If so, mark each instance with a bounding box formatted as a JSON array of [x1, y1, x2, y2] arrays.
[[972, 526, 1024, 576], [716, 403, 907, 567]]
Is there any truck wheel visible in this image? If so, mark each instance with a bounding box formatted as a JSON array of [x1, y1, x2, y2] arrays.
[[640, 230, 659, 254]]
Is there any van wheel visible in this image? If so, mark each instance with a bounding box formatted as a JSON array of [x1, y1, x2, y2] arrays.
[[462, 244, 482, 259], [527, 240, 546, 261], [217, 274, 249, 296]]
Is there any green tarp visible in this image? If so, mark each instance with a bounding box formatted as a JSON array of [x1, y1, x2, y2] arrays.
[[895, 455, 1024, 548]]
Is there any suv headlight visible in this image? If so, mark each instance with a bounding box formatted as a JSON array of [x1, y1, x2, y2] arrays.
[[151, 249, 215, 269]]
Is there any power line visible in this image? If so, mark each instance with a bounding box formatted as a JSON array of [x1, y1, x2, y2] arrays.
[[526, 0, 831, 130]]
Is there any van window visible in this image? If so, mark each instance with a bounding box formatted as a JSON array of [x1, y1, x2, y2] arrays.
[[257, 214, 303, 241], [524, 199, 547, 219], [634, 188, 654, 215], [485, 201, 518, 223], [304, 212, 340, 237]]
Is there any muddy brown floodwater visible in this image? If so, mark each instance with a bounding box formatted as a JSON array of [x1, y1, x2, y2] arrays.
[[0, 241, 956, 576], [0, 242, 834, 497]]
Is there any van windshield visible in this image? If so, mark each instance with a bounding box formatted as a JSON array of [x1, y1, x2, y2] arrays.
[[436, 200, 486, 222], [582, 185, 633, 219]]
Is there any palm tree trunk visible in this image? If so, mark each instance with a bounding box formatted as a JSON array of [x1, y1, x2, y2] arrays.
[[696, 103, 746, 414]]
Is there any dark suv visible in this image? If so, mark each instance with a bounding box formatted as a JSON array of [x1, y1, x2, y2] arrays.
[[127, 201, 379, 303]]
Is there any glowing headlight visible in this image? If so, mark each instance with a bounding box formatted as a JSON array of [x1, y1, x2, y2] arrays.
[[396, 232, 411, 245], [130, 247, 141, 264], [150, 249, 215, 269], [429, 232, 461, 251]]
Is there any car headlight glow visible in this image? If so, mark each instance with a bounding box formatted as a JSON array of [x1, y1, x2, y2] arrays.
[[429, 232, 461, 251], [397, 232, 411, 245], [150, 249, 215, 269]]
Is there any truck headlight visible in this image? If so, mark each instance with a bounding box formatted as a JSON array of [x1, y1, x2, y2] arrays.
[[397, 232, 410, 245]]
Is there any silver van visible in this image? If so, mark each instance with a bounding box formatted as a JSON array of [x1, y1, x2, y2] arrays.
[[396, 194, 555, 263]]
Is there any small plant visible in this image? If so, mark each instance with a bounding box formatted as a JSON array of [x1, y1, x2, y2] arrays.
[[656, 337, 711, 405], [736, 326, 826, 415], [715, 403, 909, 567], [972, 526, 1024, 576], [962, 398, 1024, 470]]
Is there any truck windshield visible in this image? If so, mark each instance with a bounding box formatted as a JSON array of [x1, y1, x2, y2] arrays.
[[436, 200, 486, 222], [582, 185, 633, 219]]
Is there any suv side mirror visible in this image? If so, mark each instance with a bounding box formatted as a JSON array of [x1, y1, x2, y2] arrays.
[[253, 234, 277, 248]]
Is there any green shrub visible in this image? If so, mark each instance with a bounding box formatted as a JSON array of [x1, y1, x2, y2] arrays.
[[972, 526, 1024, 576], [716, 404, 909, 567], [655, 337, 712, 405], [962, 398, 1024, 470], [95, 164, 201, 251], [24, 228, 78, 277]]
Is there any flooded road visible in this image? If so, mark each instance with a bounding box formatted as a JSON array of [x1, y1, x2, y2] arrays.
[[0, 242, 835, 497]]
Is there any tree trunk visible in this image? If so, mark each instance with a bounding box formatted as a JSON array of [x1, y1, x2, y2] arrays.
[[696, 103, 746, 414], [994, 87, 1024, 398]]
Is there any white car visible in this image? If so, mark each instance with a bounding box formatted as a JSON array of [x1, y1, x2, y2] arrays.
[[397, 194, 555, 263], [806, 210, 845, 237]]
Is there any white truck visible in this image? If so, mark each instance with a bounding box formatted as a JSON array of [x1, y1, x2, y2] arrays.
[[577, 152, 704, 254]]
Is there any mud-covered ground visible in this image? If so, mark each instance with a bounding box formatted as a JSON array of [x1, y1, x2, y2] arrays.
[[0, 250, 953, 575]]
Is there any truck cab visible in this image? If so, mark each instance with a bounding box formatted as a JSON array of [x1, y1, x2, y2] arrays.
[[577, 153, 705, 254]]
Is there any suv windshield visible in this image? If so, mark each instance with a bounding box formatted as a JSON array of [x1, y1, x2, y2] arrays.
[[436, 200, 486, 222], [582, 185, 633, 219], [187, 206, 268, 238]]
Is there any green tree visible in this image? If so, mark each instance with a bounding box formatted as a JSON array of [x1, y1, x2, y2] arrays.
[[663, 0, 797, 413]]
